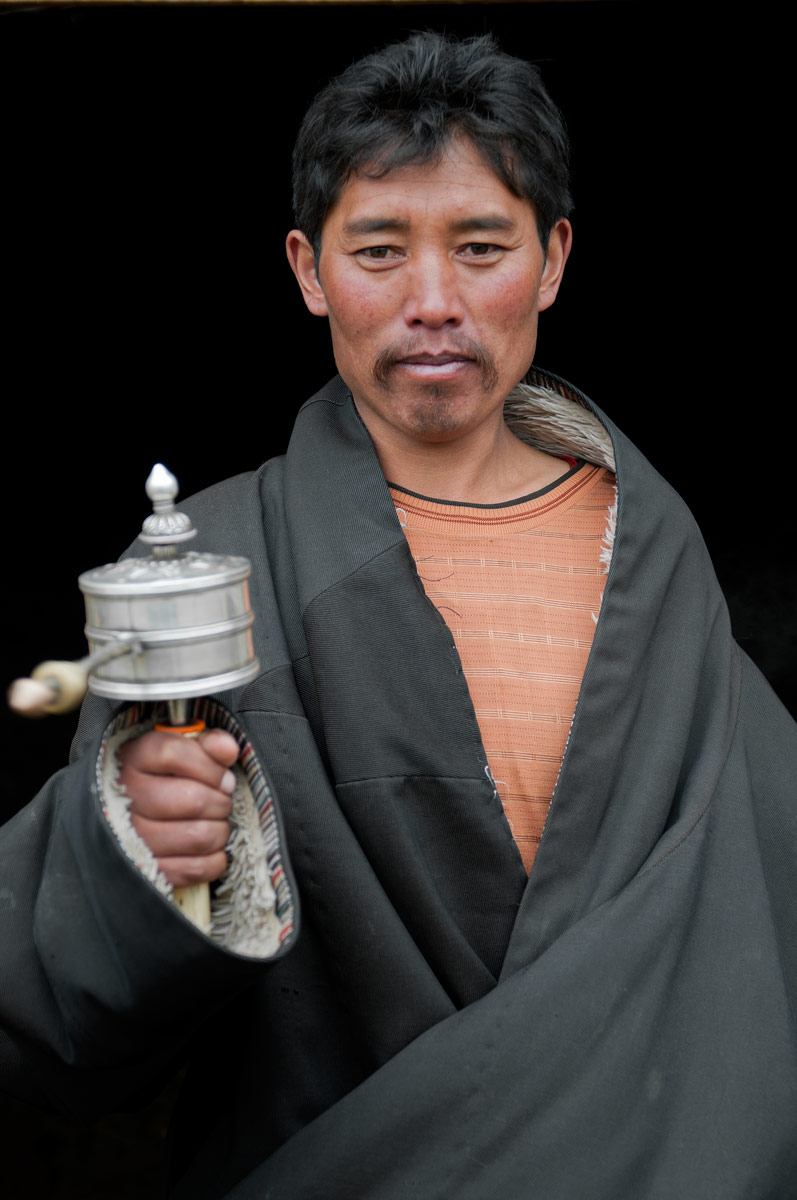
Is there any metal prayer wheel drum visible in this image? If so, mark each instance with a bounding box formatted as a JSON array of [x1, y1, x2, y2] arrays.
[[7, 464, 260, 720], [80, 553, 257, 701], [78, 463, 259, 702]]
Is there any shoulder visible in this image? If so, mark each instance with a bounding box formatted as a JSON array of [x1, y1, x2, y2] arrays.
[[183, 465, 276, 516], [185, 460, 287, 540]]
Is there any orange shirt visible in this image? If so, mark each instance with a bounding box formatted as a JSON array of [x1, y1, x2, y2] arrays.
[[391, 463, 616, 872]]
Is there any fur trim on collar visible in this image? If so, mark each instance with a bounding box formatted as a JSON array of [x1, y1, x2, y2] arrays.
[[505, 379, 617, 576], [504, 381, 616, 474]]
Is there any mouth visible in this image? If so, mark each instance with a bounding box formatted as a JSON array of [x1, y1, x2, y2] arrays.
[[373, 338, 498, 391], [394, 352, 474, 380]]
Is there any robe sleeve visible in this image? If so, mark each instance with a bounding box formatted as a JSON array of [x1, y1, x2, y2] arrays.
[[0, 694, 297, 1119]]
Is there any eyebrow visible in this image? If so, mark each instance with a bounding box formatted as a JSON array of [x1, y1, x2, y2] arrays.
[[343, 218, 411, 236], [450, 215, 518, 234], [342, 214, 519, 237]]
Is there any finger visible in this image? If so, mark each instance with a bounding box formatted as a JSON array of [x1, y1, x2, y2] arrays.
[[127, 775, 234, 822], [129, 814, 231, 860], [118, 731, 237, 792], [157, 852, 229, 888], [196, 728, 240, 768]]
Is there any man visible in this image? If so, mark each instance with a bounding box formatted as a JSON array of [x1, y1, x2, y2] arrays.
[[2, 32, 795, 1200]]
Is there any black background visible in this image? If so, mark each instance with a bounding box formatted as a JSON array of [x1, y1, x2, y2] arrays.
[[1, 2, 793, 1193]]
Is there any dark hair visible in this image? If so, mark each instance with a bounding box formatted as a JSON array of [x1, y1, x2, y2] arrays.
[[292, 32, 572, 256]]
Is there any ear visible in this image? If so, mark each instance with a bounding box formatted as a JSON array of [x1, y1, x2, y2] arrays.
[[286, 230, 328, 317], [538, 218, 573, 313]]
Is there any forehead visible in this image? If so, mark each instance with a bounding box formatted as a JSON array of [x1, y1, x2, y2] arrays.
[[324, 139, 538, 238]]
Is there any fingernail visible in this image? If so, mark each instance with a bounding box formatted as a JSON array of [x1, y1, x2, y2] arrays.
[[221, 770, 236, 794]]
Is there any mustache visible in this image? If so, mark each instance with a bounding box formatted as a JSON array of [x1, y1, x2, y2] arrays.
[[372, 337, 499, 391]]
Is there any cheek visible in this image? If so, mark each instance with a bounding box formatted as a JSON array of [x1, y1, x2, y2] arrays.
[[472, 273, 539, 339], [500, 278, 540, 329], [328, 289, 387, 345]]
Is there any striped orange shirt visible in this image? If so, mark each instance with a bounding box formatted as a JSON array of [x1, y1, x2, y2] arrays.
[[391, 462, 616, 872]]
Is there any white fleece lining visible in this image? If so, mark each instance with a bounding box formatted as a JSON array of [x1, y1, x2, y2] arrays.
[[98, 704, 291, 959], [600, 500, 618, 573]]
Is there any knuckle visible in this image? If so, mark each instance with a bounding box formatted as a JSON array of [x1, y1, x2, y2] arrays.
[[184, 820, 228, 855], [158, 735, 187, 771], [128, 810, 147, 840], [184, 822, 211, 855], [123, 773, 151, 811], [180, 852, 227, 886], [181, 858, 210, 885], [174, 780, 206, 820]]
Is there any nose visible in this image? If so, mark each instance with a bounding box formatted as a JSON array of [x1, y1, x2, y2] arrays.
[[402, 254, 464, 328]]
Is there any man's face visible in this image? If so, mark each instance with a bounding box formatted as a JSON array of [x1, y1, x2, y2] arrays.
[[287, 139, 571, 454]]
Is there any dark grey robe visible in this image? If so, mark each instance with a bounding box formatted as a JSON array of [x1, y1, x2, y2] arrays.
[[2, 373, 795, 1199]]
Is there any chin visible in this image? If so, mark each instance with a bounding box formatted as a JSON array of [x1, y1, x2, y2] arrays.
[[402, 396, 490, 442]]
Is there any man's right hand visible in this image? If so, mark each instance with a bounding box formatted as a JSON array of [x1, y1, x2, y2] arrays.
[[117, 728, 240, 888]]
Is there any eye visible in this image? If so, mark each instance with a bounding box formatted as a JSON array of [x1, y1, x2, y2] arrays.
[[357, 246, 402, 261], [461, 243, 501, 259], [354, 245, 405, 269]]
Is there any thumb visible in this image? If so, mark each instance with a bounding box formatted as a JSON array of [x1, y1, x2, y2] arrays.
[[197, 728, 240, 768]]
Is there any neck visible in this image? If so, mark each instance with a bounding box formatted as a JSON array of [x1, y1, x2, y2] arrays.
[[359, 408, 568, 504]]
